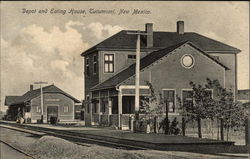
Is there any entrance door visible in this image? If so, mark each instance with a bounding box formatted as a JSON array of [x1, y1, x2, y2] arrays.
[[47, 106, 58, 123]]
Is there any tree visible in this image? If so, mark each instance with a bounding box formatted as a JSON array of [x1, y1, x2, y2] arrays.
[[180, 81, 214, 138], [206, 78, 246, 141], [139, 81, 165, 132]]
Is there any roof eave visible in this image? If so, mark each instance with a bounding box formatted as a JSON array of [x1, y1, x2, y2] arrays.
[[206, 50, 241, 54], [90, 85, 117, 92], [81, 47, 160, 56]]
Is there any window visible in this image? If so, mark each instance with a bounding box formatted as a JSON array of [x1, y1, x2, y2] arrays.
[[36, 106, 41, 113], [205, 89, 213, 99], [104, 54, 114, 73], [182, 90, 194, 107], [86, 57, 90, 76], [128, 55, 136, 59], [181, 54, 195, 69], [163, 90, 175, 113], [63, 106, 69, 113], [93, 55, 97, 74], [182, 89, 213, 107]]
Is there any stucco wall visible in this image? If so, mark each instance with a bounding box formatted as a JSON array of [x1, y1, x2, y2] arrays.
[[84, 50, 149, 99], [99, 50, 150, 83], [123, 44, 225, 113], [30, 93, 74, 123], [209, 53, 237, 99], [84, 51, 99, 98]]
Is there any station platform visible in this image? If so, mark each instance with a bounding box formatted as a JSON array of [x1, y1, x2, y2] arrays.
[[0, 120, 246, 154]]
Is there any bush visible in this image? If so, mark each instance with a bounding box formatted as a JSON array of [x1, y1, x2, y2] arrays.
[[170, 117, 181, 135], [159, 118, 170, 132]]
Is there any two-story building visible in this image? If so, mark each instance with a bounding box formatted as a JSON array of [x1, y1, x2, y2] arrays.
[[5, 84, 81, 123], [81, 21, 240, 129]]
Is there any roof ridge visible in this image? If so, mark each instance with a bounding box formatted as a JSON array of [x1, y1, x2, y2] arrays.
[[81, 30, 125, 56], [192, 32, 240, 52], [81, 30, 240, 56]]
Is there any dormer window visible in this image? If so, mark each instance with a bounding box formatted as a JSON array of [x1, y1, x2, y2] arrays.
[[104, 54, 114, 73]]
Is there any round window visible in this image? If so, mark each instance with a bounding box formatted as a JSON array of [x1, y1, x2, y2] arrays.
[[181, 54, 195, 68]]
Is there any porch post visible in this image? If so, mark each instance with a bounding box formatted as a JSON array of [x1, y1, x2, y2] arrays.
[[98, 91, 101, 124], [118, 91, 122, 129], [108, 97, 112, 126], [90, 92, 93, 125], [108, 98, 112, 115]]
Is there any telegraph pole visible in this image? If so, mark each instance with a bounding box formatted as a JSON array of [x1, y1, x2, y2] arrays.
[[34, 81, 48, 123], [127, 31, 150, 132]]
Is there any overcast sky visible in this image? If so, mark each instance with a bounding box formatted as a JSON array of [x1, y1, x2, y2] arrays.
[[1, 1, 249, 111]]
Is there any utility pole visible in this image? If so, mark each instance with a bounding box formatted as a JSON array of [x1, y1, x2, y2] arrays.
[[127, 31, 150, 132], [34, 81, 48, 123]]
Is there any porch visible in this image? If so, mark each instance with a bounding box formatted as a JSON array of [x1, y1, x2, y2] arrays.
[[87, 85, 150, 129]]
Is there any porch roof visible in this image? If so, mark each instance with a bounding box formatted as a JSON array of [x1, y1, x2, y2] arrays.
[[90, 41, 228, 91]]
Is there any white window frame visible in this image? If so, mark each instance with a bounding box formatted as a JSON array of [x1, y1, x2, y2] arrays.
[[103, 54, 115, 73], [63, 106, 69, 113], [181, 54, 195, 69], [162, 89, 177, 113], [181, 88, 213, 104], [36, 106, 41, 113]]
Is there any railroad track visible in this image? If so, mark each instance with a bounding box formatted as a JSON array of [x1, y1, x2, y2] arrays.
[[1, 122, 247, 159], [0, 139, 35, 159], [0, 123, 148, 151]]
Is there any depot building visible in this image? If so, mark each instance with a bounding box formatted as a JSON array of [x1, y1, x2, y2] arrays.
[[5, 84, 81, 123]]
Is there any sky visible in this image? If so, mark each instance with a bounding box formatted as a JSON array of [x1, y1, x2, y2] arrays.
[[0, 1, 249, 111]]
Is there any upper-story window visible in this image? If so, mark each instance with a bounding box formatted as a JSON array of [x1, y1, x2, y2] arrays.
[[104, 54, 114, 73], [93, 55, 97, 74], [86, 57, 90, 76], [128, 55, 136, 59]]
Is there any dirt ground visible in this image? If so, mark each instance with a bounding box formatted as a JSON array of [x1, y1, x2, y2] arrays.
[[0, 127, 248, 159]]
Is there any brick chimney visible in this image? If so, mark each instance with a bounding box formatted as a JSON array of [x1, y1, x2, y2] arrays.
[[145, 23, 153, 48], [177, 21, 184, 34], [30, 85, 33, 91]]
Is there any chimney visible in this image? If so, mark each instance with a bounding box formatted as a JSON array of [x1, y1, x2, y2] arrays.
[[177, 21, 184, 34], [30, 85, 33, 91], [145, 23, 153, 48]]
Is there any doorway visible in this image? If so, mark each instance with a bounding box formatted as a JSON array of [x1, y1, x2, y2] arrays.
[[47, 106, 58, 123]]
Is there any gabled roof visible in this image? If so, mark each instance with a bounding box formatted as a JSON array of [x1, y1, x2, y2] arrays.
[[91, 41, 228, 91], [81, 31, 240, 56], [9, 85, 81, 105], [5, 96, 22, 106]]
